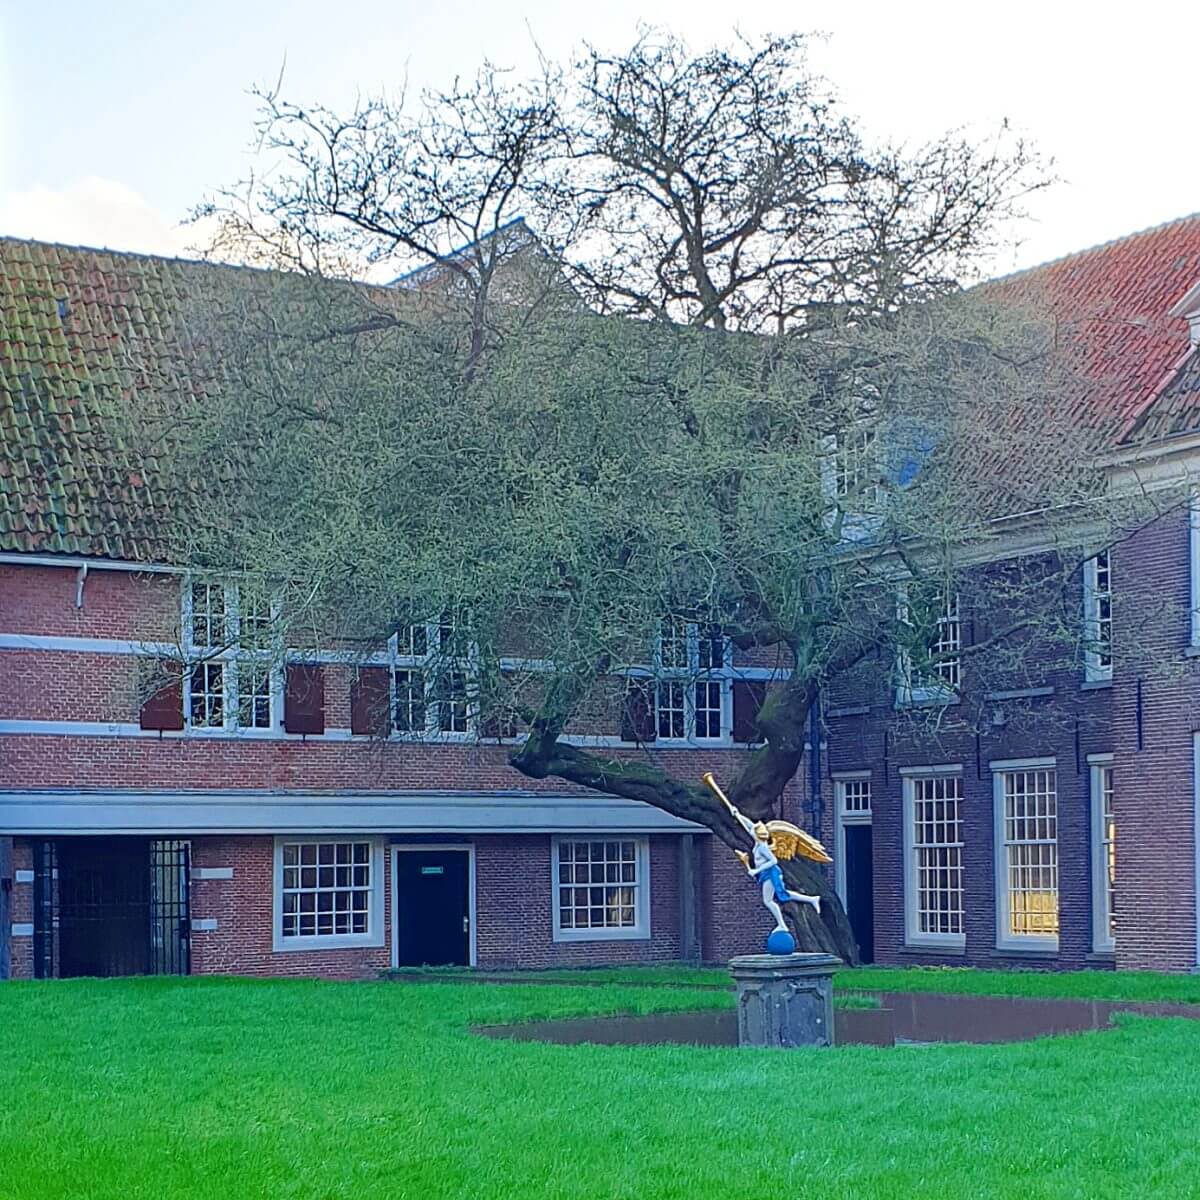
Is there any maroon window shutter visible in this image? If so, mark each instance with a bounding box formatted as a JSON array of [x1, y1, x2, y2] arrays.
[[350, 667, 391, 736], [284, 663, 325, 735], [139, 660, 184, 731], [620, 678, 656, 743], [732, 680, 767, 744]]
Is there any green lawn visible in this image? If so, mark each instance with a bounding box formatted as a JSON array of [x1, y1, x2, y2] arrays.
[[3, 975, 1200, 1199]]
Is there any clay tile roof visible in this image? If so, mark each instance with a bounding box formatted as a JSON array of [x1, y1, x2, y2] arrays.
[[985, 213, 1200, 442], [5, 218, 1200, 563]]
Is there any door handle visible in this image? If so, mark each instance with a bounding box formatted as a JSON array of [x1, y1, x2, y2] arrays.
[[462, 915, 470, 933]]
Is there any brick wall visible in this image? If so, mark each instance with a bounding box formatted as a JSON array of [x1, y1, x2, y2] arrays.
[[1111, 504, 1199, 970]]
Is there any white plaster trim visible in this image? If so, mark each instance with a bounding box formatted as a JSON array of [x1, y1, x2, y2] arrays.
[[898, 763, 963, 777], [0, 553, 180, 575], [0, 634, 178, 656], [0, 789, 706, 836], [550, 835, 651, 942], [191, 918, 219, 932], [272, 836, 386, 953], [1086, 752, 1114, 765], [0, 719, 355, 741], [14, 870, 34, 884], [988, 756, 1057, 771], [10, 923, 33, 937], [391, 843, 477, 967], [192, 867, 234, 881]]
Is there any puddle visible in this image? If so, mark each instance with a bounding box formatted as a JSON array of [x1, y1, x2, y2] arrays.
[[475, 991, 1200, 1048]]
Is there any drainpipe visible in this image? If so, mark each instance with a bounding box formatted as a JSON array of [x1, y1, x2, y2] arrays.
[[808, 690, 823, 852]]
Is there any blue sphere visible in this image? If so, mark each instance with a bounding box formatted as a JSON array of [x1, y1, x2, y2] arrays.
[[766, 929, 796, 956]]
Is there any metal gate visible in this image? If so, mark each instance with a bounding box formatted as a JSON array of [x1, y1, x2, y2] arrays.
[[33, 839, 190, 978]]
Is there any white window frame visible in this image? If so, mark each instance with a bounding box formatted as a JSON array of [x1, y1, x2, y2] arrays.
[[992, 757, 1059, 952], [272, 836, 385, 952], [387, 621, 478, 742], [1082, 551, 1113, 682], [1089, 755, 1115, 955], [182, 580, 283, 736], [833, 773, 872, 908], [550, 836, 651, 942], [901, 766, 966, 950], [896, 590, 961, 706], [646, 620, 733, 746]]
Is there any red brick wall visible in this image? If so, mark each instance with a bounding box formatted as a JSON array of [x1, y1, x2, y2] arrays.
[[1111, 505, 1198, 970]]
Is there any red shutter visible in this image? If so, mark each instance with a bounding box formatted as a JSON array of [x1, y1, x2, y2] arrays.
[[139, 660, 184, 731], [350, 667, 391, 736], [732, 680, 767, 744], [284, 663, 325, 735], [620, 678, 657, 743]]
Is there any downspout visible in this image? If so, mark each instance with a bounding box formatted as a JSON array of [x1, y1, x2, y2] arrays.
[[808, 690, 823, 849]]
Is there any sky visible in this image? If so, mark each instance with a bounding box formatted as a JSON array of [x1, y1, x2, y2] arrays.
[[1, 0, 1197, 277]]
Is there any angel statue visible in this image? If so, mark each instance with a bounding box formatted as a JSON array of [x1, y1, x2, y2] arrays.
[[702, 772, 832, 954]]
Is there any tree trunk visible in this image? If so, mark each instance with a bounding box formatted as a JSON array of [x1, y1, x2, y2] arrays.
[[510, 708, 858, 962]]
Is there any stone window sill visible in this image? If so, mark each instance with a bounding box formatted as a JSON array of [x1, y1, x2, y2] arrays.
[[1080, 678, 1113, 691]]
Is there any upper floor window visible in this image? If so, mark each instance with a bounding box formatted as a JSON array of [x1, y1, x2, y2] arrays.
[[389, 621, 475, 738], [183, 580, 280, 732], [897, 591, 961, 705], [1083, 551, 1113, 682], [655, 620, 730, 742], [834, 425, 878, 500]]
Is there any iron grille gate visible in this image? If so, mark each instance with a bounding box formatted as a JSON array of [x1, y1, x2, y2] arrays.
[[33, 839, 190, 978]]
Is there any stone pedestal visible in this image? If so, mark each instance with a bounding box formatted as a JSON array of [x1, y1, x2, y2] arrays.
[[729, 952, 842, 1048]]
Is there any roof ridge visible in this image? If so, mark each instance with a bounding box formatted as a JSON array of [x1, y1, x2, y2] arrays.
[[988, 211, 1200, 286]]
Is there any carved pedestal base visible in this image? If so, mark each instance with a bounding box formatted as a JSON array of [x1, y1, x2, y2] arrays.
[[729, 952, 842, 1048]]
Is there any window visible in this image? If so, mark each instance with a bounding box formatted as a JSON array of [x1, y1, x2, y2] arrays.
[[994, 763, 1058, 948], [834, 775, 872, 909], [638, 619, 730, 742], [389, 622, 475, 737], [1083, 551, 1113, 681], [897, 591, 961, 704], [834, 425, 878, 500], [182, 580, 279, 733], [1091, 760, 1116, 953], [274, 838, 384, 950], [188, 662, 225, 729], [903, 771, 965, 948], [552, 838, 650, 941], [839, 778, 872, 816]]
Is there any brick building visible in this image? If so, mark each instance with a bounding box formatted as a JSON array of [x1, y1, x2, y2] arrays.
[[823, 214, 1200, 973], [5, 216, 1200, 979]]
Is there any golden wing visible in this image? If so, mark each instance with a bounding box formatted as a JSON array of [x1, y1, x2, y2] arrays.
[[766, 820, 832, 864]]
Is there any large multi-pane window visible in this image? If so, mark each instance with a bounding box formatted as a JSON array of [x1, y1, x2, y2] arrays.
[[1084, 551, 1113, 680], [389, 622, 474, 737], [904, 773, 965, 946], [643, 620, 730, 742], [275, 839, 381, 949], [553, 839, 648, 940], [183, 580, 278, 732], [996, 765, 1059, 945], [1092, 762, 1116, 952]]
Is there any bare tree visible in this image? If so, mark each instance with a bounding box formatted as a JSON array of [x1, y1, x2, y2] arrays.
[[146, 30, 1138, 961]]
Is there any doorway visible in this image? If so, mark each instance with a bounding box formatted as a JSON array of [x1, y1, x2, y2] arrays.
[[834, 776, 875, 965], [392, 845, 474, 967], [33, 838, 191, 978]]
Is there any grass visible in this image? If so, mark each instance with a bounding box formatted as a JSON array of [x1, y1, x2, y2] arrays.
[[390, 961, 1200, 1004], [3, 974, 1200, 1198]]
